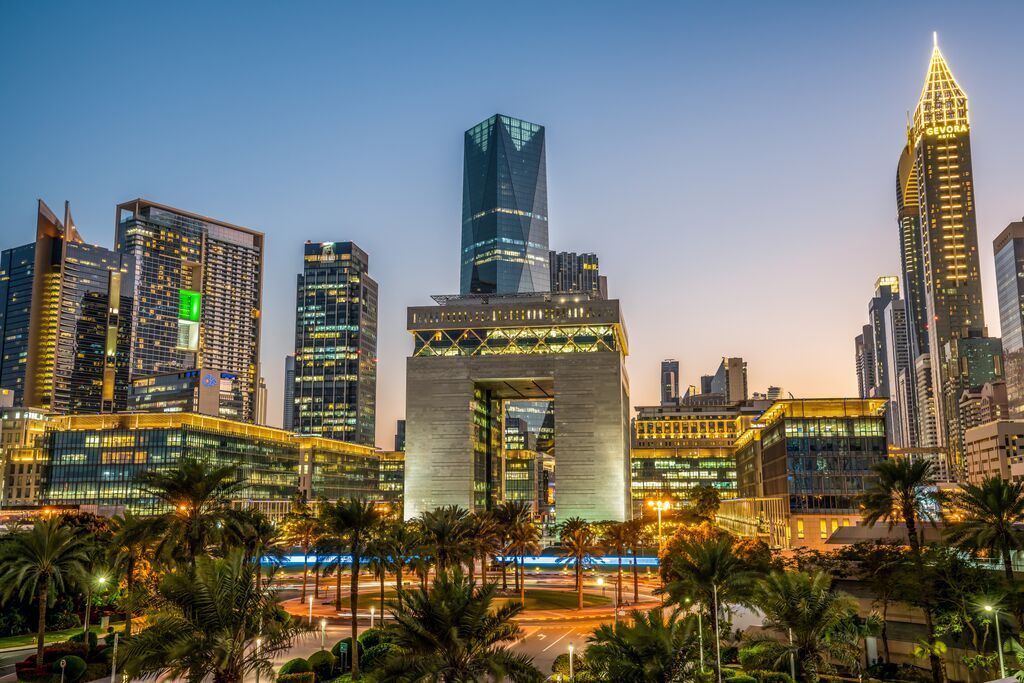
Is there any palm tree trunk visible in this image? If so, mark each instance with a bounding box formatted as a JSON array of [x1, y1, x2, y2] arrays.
[[314, 559, 321, 598], [468, 553, 475, 584], [520, 556, 526, 605], [36, 586, 47, 665], [256, 561, 262, 592], [301, 543, 309, 602], [396, 565, 403, 610], [514, 555, 520, 593], [335, 555, 343, 611], [617, 556, 623, 607], [905, 507, 943, 683], [379, 565, 386, 616], [124, 557, 135, 638], [576, 563, 583, 610], [350, 551, 361, 680], [882, 598, 890, 663], [1003, 547, 1015, 583], [481, 553, 489, 585], [632, 553, 639, 604], [502, 544, 508, 591]]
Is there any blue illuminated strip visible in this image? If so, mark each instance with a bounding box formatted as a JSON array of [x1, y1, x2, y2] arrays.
[[273, 555, 660, 568]]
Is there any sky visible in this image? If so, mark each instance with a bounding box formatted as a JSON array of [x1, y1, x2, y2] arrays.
[[2, 1, 1024, 448]]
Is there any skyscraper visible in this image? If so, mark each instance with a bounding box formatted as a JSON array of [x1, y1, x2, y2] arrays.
[[283, 354, 296, 430], [883, 299, 917, 446], [0, 200, 135, 414], [994, 220, 1024, 417], [292, 241, 378, 446], [661, 359, 680, 406], [115, 199, 264, 422], [549, 251, 606, 299], [867, 277, 900, 398], [905, 37, 987, 457], [461, 115, 549, 294], [854, 325, 876, 399]]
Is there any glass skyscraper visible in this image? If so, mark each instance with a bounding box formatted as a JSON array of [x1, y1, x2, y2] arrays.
[[292, 241, 378, 446], [115, 199, 263, 422], [0, 242, 36, 404], [461, 114, 550, 294], [993, 220, 1024, 417]]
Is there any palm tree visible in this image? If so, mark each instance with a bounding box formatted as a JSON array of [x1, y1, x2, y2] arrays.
[[465, 511, 499, 585], [623, 519, 646, 604], [558, 517, 601, 609], [601, 521, 631, 608], [586, 606, 700, 682], [119, 550, 307, 683], [946, 475, 1024, 582], [493, 501, 532, 591], [281, 497, 322, 603], [0, 518, 90, 663], [376, 569, 543, 682], [841, 541, 911, 663], [507, 517, 541, 605], [418, 505, 472, 572], [381, 521, 422, 610], [107, 513, 160, 637], [660, 535, 759, 679], [750, 570, 877, 683], [321, 497, 382, 680], [859, 457, 944, 683], [136, 459, 243, 568], [223, 508, 286, 590]]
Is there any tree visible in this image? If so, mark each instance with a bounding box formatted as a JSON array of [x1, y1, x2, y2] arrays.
[[558, 517, 601, 610], [660, 535, 759, 679], [585, 606, 701, 682], [600, 521, 631, 608], [493, 501, 532, 591], [119, 551, 306, 683], [465, 511, 500, 585], [223, 507, 287, 590], [376, 569, 543, 682], [859, 458, 944, 683], [107, 513, 160, 638], [750, 570, 876, 683], [380, 521, 422, 610], [281, 497, 322, 603], [945, 475, 1024, 582], [418, 505, 472, 573], [136, 459, 243, 568], [321, 497, 382, 680], [623, 519, 647, 604], [837, 541, 912, 663], [507, 516, 541, 605], [0, 518, 89, 664], [690, 485, 722, 521]]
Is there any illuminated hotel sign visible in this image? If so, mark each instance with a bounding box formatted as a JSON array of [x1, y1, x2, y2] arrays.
[[925, 123, 969, 139]]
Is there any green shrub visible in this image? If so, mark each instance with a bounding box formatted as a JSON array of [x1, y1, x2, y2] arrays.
[[68, 631, 98, 653], [749, 671, 794, 683], [359, 643, 400, 673], [550, 652, 587, 675], [276, 674, 315, 683], [307, 651, 336, 681], [738, 643, 775, 672], [0, 609, 29, 638], [46, 611, 81, 631], [357, 627, 387, 651], [42, 643, 89, 664], [721, 668, 742, 679], [331, 638, 352, 670], [52, 656, 87, 683], [731, 676, 757, 683], [84, 662, 110, 682], [278, 658, 312, 676]]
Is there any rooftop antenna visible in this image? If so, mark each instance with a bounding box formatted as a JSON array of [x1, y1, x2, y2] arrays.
[[933, 31, 938, 48]]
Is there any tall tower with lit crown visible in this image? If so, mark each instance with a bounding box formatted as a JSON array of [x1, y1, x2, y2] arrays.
[[908, 35, 989, 462]]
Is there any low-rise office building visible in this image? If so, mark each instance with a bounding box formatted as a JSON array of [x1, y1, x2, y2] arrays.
[[720, 398, 888, 550], [377, 450, 405, 515], [128, 368, 245, 420], [0, 407, 48, 508], [40, 413, 379, 518]]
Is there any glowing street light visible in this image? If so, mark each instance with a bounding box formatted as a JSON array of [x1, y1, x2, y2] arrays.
[[370, 605, 376, 629], [83, 574, 109, 633], [984, 605, 1005, 678], [685, 597, 704, 672], [568, 643, 574, 682], [646, 499, 670, 550], [308, 595, 314, 624], [320, 618, 327, 650], [596, 576, 605, 597]]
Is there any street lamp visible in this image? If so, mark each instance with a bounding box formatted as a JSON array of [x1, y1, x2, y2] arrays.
[[370, 605, 376, 629], [597, 576, 605, 597], [308, 595, 314, 624], [712, 583, 722, 683], [685, 597, 704, 672], [255, 637, 262, 683], [568, 643, 574, 682], [646, 500, 670, 550], [83, 574, 108, 633], [320, 618, 327, 650], [984, 605, 1006, 678]]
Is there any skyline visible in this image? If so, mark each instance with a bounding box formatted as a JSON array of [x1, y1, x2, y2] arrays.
[[4, 3, 1024, 448]]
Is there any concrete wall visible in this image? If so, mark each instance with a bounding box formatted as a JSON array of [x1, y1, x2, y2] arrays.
[[404, 352, 630, 521]]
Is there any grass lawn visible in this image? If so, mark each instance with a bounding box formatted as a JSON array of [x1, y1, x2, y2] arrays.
[[496, 588, 612, 610], [0, 622, 125, 651]]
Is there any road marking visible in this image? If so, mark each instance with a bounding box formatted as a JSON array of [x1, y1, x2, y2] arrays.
[[542, 628, 575, 652], [537, 634, 547, 640], [509, 626, 540, 649]]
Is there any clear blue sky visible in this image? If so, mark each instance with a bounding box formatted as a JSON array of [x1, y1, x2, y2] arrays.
[[3, 1, 1024, 447]]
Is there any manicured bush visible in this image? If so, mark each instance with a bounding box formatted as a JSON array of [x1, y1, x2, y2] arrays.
[[276, 673, 315, 683], [278, 658, 312, 676], [52, 655, 87, 683], [749, 670, 794, 683], [550, 652, 587, 675], [357, 627, 387, 651], [738, 643, 774, 672], [358, 643, 400, 673], [307, 650, 336, 681], [721, 668, 742, 679], [68, 631, 98, 653], [730, 676, 757, 683], [46, 611, 81, 631], [331, 638, 352, 670]]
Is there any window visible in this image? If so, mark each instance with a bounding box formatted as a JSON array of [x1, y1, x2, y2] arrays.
[[796, 519, 804, 539], [820, 519, 828, 539]]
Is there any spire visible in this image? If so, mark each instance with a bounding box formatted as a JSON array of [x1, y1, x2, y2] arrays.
[[913, 34, 968, 136]]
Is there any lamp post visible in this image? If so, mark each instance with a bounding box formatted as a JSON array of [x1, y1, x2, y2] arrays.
[[646, 500, 670, 550], [686, 597, 704, 672], [984, 605, 1006, 678], [597, 576, 605, 597], [370, 606, 376, 629], [83, 575, 108, 633], [255, 638, 262, 683], [320, 618, 327, 650], [568, 643, 574, 682], [108, 633, 118, 683], [308, 595, 313, 624], [788, 628, 796, 682]]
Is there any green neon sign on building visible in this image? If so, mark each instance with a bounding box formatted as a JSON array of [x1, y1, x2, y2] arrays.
[[179, 290, 202, 322]]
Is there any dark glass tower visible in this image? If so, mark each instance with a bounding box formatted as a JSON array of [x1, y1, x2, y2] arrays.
[[293, 241, 378, 446], [461, 114, 550, 294], [0, 242, 36, 403], [994, 221, 1024, 417]]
